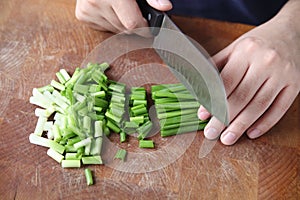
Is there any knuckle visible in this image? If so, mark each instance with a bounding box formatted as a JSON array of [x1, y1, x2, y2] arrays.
[[262, 49, 279, 66], [236, 87, 249, 103], [255, 95, 271, 111], [86, 0, 98, 7], [124, 19, 138, 30], [232, 121, 248, 132], [221, 72, 234, 93], [240, 37, 261, 53]]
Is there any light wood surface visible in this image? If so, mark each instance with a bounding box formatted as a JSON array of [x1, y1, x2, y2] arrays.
[[0, 0, 299, 199]]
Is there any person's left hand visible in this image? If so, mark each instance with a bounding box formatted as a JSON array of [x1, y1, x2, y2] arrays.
[[198, 14, 300, 145]]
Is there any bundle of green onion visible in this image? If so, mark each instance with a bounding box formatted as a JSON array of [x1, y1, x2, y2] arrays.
[[151, 83, 208, 137]]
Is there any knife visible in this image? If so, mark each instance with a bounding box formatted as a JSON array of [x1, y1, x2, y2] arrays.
[[137, 0, 229, 125], [137, 0, 229, 157]]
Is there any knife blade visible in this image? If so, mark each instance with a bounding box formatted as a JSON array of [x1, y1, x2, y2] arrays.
[[137, 0, 229, 126]]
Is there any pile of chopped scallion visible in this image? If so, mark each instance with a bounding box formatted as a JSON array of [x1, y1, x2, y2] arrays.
[[29, 62, 207, 185]]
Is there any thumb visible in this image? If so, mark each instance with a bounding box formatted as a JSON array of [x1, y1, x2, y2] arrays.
[[146, 0, 173, 11]]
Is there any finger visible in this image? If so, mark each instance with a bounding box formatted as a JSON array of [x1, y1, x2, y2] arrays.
[[204, 116, 226, 140], [247, 86, 299, 139], [197, 105, 211, 120], [76, 0, 121, 33], [219, 47, 251, 97], [203, 47, 250, 140], [112, 0, 152, 37], [203, 61, 266, 140], [85, 20, 119, 33], [212, 42, 235, 70], [105, 7, 127, 32], [146, 0, 173, 11], [112, 0, 148, 31], [220, 78, 282, 145], [225, 64, 266, 119]]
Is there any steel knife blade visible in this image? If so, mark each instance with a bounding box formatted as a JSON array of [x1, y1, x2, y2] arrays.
[[137, 0, 229, 126]]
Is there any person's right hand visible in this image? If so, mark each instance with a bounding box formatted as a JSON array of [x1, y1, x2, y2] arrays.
[[75, 0, 172, 35]]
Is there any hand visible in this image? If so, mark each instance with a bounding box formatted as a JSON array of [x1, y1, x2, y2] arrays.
[[75, 0, 172, 35], [198, 9, 300, 145]]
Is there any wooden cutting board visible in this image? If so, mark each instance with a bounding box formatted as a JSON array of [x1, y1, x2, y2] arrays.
[[0, 0, 299, 199]]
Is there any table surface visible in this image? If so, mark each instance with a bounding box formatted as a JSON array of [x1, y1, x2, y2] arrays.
[[0, 0, 299, 199]]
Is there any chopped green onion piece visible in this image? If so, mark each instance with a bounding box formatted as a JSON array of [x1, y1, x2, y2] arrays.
[[93, 106, 103, 112], [52, 90, 69, 109], [106, 120, 120, 133], [99, 62, 110, 71], [155, 101, 200, 110], [29, 96, 48, 109], [52, 124, 62, 142], [67, 136, 81, 145], [61, 160, 81, 168], [89, 84, 101, 93], [65, 145, 77, 152], [73, 84, 89, 95], [59, 69, 71, 82], [94, 121, 103, 138], [160, 123, 207, 137], [130, 93, 145, 100], [120, 131, 126, 143], [91, 91, 106, 98], [33, 116, 47, 136], [44, 121, 52, 131], [51, 80, 65, 91], [73, 137, 92, 149], [94, 98, 108, 108], [82, 155, 103, 164], [114, 149, 127, 161], [29, 134, 65, 154], [47, 148, 64, 163], [84, 142, 91, 155], [83, 115, 91, 133], [139, 140, 155, 148], [130, 116, 144, 124], [157, 109, 198, 119], [161, 120, 205, 130], [65, 153, 82, 160], [131, 106, 147, 116], [159, 113, 199, 126], [90, 137, 102, 155], [56, 71, 66, 84], [137, 121, 153, 140], [85, 168, 94, 186], [65, 68, 82, 88], [132, 100, 147, 106], [105, 111, 122, 124], [73, 93, 86, 103], [124, 121, 139, 129], [104, 126, 110, 136], [37, 85, 55, 93], [108, 83, 125, 93]]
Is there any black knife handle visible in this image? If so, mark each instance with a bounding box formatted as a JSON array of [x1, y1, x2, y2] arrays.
[[136, 0, 164, 36]]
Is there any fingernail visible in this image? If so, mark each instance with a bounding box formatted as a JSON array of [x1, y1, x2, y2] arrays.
[[221, 132, 237, 145], [198, 110, 210, 120], [247, 129, 261, 139], [158, 0, 171, 6], [204, 127, 219, 140]]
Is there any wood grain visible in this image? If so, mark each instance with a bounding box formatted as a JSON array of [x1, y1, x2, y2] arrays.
[[0, 0, 299, 199]]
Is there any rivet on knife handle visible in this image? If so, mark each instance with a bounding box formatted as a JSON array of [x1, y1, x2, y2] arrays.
[[137, 0, 164, 36]]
